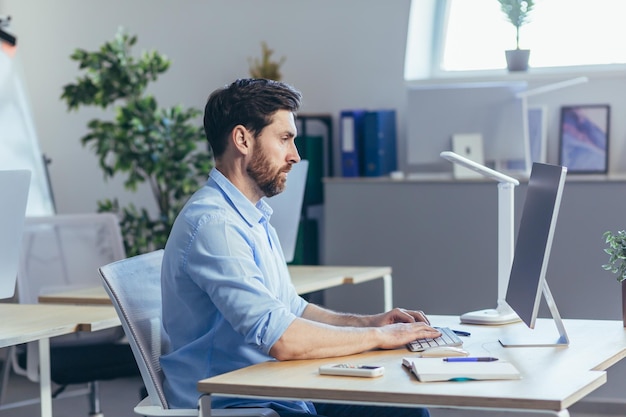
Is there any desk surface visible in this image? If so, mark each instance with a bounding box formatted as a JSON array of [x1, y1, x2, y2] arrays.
[[0, 303, 121, 347], [197, 315, 626, 414], [38, 265, 393, 304], [0, 303, 121, 417]]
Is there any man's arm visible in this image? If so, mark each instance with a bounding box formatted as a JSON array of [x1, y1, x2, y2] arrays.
[[301, 303, 431, 328], [269, 304, 440, 361]]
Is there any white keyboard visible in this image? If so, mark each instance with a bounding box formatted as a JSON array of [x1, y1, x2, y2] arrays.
[[406, 327, 463, 352]]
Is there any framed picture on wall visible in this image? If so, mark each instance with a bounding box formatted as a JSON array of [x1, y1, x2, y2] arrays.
[[559, 104, 610, 174]]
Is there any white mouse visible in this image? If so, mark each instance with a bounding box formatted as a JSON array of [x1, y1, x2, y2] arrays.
[[419, 346, 469, 358]]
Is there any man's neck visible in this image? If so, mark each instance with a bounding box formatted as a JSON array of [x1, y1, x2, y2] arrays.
[[214, 164, 263, 204]]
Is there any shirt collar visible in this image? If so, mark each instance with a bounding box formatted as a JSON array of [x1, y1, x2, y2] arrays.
[[208, 168, 273, 227]]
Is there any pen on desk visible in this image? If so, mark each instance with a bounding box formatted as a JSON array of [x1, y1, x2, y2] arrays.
[[451, 329, 471, 337], [443, 357, 499, 362]]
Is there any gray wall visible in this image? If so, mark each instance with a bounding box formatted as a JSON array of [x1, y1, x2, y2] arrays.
[[0, 0, 412, 214], [323, 178, 626, 319]]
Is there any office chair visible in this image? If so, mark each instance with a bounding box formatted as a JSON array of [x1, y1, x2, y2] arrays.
[[7, 213, 139, 416], [99, 250, 278, 417]]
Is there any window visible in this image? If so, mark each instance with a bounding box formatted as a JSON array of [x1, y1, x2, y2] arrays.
[[407, 0, 626, 78]]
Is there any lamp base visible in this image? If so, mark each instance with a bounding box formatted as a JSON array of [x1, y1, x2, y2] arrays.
[[460, 304, 521, 325]]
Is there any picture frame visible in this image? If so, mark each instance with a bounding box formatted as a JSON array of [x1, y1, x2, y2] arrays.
[[559, 104, 610, 174]]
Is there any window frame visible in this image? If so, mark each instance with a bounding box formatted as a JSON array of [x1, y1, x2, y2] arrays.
[[409, 0, 626, 82]]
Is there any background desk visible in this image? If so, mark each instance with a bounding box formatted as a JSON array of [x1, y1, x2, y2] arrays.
[[39, 265, 394, 311], [197, 315, 626, 417], [0, 303, 120, 417]]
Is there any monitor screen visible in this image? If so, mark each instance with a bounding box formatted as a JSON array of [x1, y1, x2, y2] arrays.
[[265, 160, 308, 263], [505, 162, 567, 329]]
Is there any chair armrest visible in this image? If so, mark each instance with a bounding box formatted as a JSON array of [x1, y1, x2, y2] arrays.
[[134, 396, 197, 416]]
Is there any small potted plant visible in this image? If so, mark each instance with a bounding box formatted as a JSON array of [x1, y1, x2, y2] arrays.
[[497, 0, 534, 71], [248, 41, 286, 81], [602, 230, 626, 326]]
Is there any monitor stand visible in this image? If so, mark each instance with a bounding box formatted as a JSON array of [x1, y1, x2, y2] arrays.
[[499, 280, 569, 347], [460, 299, 521, 325]]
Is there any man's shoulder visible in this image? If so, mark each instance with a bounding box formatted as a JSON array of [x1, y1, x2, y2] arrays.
[[179, 187, 229, 226]]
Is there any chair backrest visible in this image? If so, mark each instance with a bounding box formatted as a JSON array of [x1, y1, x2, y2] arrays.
[[99, 249, 170, 409], [17, 213, 126, 303], [16, 213, 126, 369]]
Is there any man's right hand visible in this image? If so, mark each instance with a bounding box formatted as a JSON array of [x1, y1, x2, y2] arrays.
[[376, 322, 441, 350]]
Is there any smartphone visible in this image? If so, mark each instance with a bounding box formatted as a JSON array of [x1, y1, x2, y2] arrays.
[[318, 363, 384, 378]]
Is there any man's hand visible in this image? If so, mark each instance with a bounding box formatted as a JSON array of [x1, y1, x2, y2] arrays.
[[375, 321, 441, 350], [368, 307, 431, 327]]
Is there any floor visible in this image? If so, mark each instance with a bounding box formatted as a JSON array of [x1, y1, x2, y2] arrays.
[[0, 365, 614, 417], [0, 370, 143, 417]]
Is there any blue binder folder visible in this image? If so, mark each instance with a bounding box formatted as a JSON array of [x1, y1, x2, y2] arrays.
[[363, 110, 397, 177], [339, 110, 366, 177]]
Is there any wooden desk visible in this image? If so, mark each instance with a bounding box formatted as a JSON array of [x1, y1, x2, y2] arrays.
[[290, 265, 392, 310], [39, 265, 394, 311], [197, 315, 626, 417], [0, 303, 121, 417], [37, 286, 112, 306]]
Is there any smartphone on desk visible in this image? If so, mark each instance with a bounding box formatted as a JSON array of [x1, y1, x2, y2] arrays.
[[319, 364, 384, 378]]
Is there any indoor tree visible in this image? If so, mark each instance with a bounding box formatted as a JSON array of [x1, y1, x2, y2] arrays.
[[61, 29, 213, 256]]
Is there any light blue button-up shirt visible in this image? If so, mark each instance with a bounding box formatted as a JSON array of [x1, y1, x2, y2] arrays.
[[160, 168, 311, 412]]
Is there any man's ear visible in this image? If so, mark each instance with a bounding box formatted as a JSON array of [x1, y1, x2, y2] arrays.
[[232, 125, 251, 155]]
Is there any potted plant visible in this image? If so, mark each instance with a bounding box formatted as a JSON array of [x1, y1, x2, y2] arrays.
[[497, 0, 534, 71], [248, 41, 286, 81], [602, 230, 626, 326], [61, 29, 213, 257]]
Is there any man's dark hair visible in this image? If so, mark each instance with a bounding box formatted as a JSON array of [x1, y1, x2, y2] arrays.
[[203, 78, 302, 158]]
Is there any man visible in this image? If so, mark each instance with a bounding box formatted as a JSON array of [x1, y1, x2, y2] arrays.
[[161, 78, 438, 416]]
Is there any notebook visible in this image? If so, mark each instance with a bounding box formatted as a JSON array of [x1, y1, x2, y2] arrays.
[[265, 160, 309, 263], [0, 169, 31, 298], [402, 357, 521, 382]]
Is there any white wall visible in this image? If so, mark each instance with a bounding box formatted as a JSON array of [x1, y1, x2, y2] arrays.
[[0, 0, 411, 214]]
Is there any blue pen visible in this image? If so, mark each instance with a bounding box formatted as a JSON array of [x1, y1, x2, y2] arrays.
[[443, 357, 498, 362]]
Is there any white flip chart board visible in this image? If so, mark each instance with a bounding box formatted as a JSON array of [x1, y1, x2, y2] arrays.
[[0, 47, 54, 215]]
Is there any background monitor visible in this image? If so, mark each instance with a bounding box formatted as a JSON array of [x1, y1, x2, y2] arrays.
[[265, 160, 308, 263], [501, 162, 569, 347], [0, 169, 31, 299]]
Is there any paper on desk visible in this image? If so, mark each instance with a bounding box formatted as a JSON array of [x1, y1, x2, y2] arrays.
[[402, 357, 521, 382]]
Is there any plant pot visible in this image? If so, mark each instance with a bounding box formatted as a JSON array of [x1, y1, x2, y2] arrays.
[[505, 49, 530, 72]]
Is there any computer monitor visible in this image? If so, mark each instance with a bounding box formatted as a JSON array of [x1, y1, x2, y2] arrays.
[[0, 169, 31, 298], [265, 160, 308, 263], [500, 162, 569, 347]]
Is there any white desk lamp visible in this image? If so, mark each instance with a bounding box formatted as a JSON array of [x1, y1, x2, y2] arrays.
[[440, 151, 521, 325]]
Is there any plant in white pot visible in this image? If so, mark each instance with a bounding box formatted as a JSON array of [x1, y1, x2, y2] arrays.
[[497, 0, 535, 71], [602, 230, 626, 326]]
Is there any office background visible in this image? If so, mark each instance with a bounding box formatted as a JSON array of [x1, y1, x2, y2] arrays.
[[3, 0, 626, 412], [1, 0, 414, 215]]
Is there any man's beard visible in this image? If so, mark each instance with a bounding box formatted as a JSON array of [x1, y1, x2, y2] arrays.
[[247, 147, 290, 198]]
